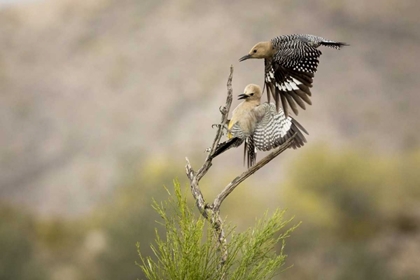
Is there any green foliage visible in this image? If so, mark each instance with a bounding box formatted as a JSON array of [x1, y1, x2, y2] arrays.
[[228, 211, 299, 280], [138, 181, 298, 280], [281, 145, 420, 280], [0, 205, 47, 280], [284, 145, 420, 240]]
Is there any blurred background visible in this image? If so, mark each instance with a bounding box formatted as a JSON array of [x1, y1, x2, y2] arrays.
[[0, 0, 419, 279]]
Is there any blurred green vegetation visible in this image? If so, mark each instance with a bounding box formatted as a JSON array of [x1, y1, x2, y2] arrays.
[[84, 158, 186, 280], [281, 144, 420, 280], [0, 205, 47, 280], [138, 181, 298, 280], [0, 145, 419, 279]]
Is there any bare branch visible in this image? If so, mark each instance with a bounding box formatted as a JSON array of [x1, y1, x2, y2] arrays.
[[212, 134, 296, 213], [211, 213, 228, 270], [185, 157, 209, 218], [185, 66, 233, 278], [196, 65, 234, 181]]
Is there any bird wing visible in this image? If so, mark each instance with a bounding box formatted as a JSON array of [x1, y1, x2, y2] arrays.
[[251, 103, 308, 151], [265, 39, 322, 116], [228, 121, 247, 139]]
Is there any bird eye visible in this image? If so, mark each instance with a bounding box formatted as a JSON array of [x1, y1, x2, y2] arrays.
[[250, 93, 254, 96], [253, 49, 257, 53]]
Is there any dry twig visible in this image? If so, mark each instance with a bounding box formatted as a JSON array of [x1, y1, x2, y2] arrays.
[[212, 135, 296, 213]]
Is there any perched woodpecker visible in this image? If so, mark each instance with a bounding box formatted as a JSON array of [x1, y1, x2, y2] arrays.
[[239, 34, 348, 117], [212, 84, 307, 168]]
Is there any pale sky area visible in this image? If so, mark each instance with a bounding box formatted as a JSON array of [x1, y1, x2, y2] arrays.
[[0, 0, 38, 5]]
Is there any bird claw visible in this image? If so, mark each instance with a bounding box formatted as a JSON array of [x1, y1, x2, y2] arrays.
[[212, 123, 229, 136]]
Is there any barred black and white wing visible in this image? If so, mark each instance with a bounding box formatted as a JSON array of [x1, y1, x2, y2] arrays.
[[252, 103, 307, 151], [265, 63, 315, 117], [265, 34, 325, 116], [266, 34, 348, 116]]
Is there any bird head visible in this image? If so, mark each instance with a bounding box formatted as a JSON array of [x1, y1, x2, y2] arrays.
[[239, 41, 274, 61], [238, 84, 262, 101]]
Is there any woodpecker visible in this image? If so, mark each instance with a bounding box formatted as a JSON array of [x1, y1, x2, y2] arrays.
[[239, 34, 348, 117], [212, 84, 307, 168]]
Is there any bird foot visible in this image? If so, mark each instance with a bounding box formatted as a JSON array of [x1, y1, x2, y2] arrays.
[[211, 123, 229, 135]]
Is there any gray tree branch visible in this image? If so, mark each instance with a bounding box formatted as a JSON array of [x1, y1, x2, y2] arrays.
[[212, 134, 296, 213]]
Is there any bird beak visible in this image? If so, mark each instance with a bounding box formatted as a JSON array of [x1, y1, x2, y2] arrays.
[[239, 54, 252, 62], [238, 93, 248, 100]]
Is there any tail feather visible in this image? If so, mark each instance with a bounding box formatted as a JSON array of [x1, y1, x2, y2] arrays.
[[211, 137, 244, 159], [244, 140, 257, 168], [320, 41, 349, 50]]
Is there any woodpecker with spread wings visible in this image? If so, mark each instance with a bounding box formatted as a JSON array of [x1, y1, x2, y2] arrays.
[[239, 34, 347, 117], [211, 84, 307, 168]]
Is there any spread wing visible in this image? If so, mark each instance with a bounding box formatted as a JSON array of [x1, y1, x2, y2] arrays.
[[265, 39, 322, 117], [251, 103, 308, 151]]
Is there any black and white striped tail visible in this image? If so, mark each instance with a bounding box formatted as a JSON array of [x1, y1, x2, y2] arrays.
[[244, 139, 257, 168]]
